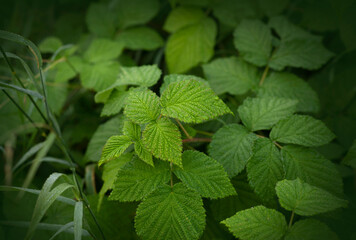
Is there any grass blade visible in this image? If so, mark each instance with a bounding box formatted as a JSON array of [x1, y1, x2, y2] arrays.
[[0, 221, 90, 237], [0, 30, 43, 68], [0, 82, 43, 99], [74, 201, 83, 240], [49, 222, 74, 240], [12, 142, 45, 172], [25, 173, 74, 240], [0, 186, 76, 206], [21, 132, 56, 193]]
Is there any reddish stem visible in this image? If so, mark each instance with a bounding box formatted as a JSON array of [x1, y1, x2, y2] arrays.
[[182, 138, 211, 143]]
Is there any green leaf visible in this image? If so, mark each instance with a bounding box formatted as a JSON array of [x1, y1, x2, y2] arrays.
[[163, 6, 206, 33], [25, 173, 74, 240], [247, 138, 284, 201], [109, 158, 170, 202], [285, 219, 339, 240], [270, 115, 335, 147], [39, 36, 62, 53], [281, 145, 343, 196], [74, 201, 83, 240], [98, 153, 132, 209], [269, 39, 334, 71], [213, 0, 259, 27], [142, 118, 182, 166], [160, 79, 232, 123], [275, 179, 347, 216], [342, 140, 356, 168], [84, 38, 124, 63], [233, 19, 272, 67], [174, 150, 236, 199], [165, 17, 217, 73], [115, 65, 162, 87], [256, 72, 319, 113], [160, 74, 208, 94], [209, 124, 257, 177], [221, 205, 287, 240], [116, 27, 164, 50], [124, 89, 160, 124], [238, 97, 298, 131], [268, 16, 334, 71], [100, 90, 129, 117], [99, 135, 132, 166], [135, 183, 205, 240], [134, 139, 153, 166], [123, 120, 141, 141], [80, 61, 120, 91], [122, 120, 154, 166], [258, 0, 289, 17], [85, 116, 124, 162], [86, 3, 115, 37], [210, 174, 262, 221], [113, 0, 159, 29], [202, 57, 259, 95], [51, 56, 83, 83], [269, 16, 320, 42]]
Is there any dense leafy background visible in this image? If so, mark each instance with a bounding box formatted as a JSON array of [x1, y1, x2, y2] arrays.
[[0, 0, 356, 239]]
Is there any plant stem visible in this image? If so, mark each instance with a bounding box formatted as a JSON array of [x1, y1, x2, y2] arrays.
[[195, 130, 214, 137], [259, 64, 270, 86], [274, 141, 283, 149], [182, 138, 211, 143], [176, 119, 192, 139], [288, 211, 295, 228]]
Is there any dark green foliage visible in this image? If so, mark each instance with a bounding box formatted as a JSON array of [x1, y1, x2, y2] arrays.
[[0, 0, 355, 239]]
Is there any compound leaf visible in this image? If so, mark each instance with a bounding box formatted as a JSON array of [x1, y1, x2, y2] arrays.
[[285, 219, 339, 240], [247, 138, 284, 201], [238, 97, 298, 131], [135, 183, 205, 240], [99, 135, 132, 166], [142, 118, 182, 166], [208, 124, 257, 177], [275, 179, 347, 216], [270, 115, 335, 147], [221, 205, 287, 240], [233, 19, 272, 67], [174, 150, 236, 199], [124, 89, 160, 124], [109, 158, 170, 201], [160, 79, 232, 123], [281, 145, 343, 196], [202, 57, 259, 95], [165, 17, 216, 73], [257, 72, 319, 113]]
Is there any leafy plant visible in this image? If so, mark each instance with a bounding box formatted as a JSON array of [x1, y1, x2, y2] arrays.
[[1, 0, 356, 239]]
